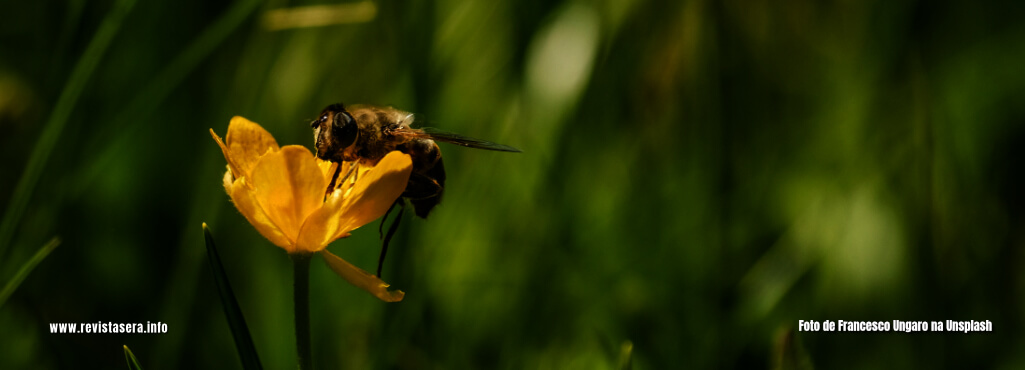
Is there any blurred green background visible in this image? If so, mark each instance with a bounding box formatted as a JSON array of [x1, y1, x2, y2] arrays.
[[2, 0, 1024, 368]]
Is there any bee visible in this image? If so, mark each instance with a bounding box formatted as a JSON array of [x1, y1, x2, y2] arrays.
[[311, 103, 520, 276]]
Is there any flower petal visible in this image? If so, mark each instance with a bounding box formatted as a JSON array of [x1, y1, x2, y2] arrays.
[[295, 152, 412, 251], [227, 116, 280, 177], [221, 166, 234, 195], [317, 160, 339, 189], [294, 188, 348, 252], [248, 145, 327, 252], [229, 177, 293, 249], [320, 250, 404, 302], [316, 160, 362, 195], [210, 128, 244, 179], [336, 152, 413, 235]]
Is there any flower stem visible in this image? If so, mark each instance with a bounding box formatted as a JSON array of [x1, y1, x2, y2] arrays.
[[292, 252, 313, 370]]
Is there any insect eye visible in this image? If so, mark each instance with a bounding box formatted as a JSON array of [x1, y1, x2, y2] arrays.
[[332, 111, 358, 148]]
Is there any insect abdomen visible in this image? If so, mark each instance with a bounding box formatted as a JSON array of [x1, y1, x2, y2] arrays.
[[401, 139, 445, 218]]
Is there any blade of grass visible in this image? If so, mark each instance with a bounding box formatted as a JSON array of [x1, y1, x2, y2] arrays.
[[617, 340, 633, 370], [70, 0, 263, 201], [774, 328, 813, 370], [0, 0, 136, 263], [203, 223, 263, 370], [123, 345, 144, 370], [0, 237, 60, 309]]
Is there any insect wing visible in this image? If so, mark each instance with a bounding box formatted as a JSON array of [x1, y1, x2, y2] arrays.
[[410, 127, 521, 152]]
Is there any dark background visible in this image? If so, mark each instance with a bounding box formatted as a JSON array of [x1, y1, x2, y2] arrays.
[[1, 0, 1023, 368]]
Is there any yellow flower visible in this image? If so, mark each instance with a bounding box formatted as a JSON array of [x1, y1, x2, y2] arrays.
[[210, 116, 412, 302]]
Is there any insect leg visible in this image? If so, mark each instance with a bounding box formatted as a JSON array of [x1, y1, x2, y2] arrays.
[[325, 162, 358, 197], [379, 199, 399, 239], [348, 161, 360, 187], [325, 164, 342, 198], [340, 162, 358, 185], [377, 200, 406, 278]]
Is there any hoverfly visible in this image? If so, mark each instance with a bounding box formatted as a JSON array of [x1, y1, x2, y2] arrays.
[[311, 103, 520, 276]]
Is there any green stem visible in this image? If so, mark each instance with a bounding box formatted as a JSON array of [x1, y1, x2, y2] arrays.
[[292, 252, 313, 370]]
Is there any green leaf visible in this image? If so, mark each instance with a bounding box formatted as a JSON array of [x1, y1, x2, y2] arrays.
[[203, 223, 263, 370], [0, 237, 60, 309], [123, 345, 143, 370]]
